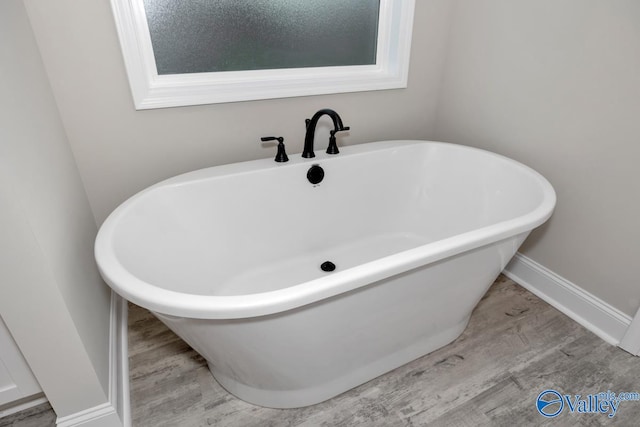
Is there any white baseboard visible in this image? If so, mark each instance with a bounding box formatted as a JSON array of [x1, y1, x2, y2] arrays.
[[110, 292, 131, 427], [56, 292, 130, 427], [56, 402, 121, 427], [619, 306, 640, 356], [109, 291, 131, 427], [503, 253, 632, 346]]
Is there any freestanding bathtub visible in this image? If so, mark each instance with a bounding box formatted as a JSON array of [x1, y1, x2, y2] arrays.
[[95, 140, 555, 408]]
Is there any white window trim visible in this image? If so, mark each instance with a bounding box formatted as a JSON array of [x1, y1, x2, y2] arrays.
[[110, 0, 415, 109]]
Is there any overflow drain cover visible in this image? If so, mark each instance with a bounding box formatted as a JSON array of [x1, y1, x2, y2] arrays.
[[320, 261, 336, 272]]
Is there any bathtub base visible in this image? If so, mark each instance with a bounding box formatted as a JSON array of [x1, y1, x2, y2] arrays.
[[208, 317, 469, 408]]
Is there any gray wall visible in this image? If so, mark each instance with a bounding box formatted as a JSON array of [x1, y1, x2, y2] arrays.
[[435, 0, 640, 316], [25, 0, 455, 224], [0, 0, 112, 417]]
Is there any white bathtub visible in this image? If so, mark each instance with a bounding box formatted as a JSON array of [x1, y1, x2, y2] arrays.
[[95, 140, 555, 408]]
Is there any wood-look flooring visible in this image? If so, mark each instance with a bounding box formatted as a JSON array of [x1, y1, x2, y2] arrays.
[[3, 275, 639, 426], [0, 402, 55, 427]]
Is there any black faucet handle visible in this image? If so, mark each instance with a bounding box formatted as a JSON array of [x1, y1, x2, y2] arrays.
[[327, 129, 341, 155], [260, 136, 288, 162], [261, 136, 284, 143], [329, 126, 351, 137], [327, 126, 350, 155]]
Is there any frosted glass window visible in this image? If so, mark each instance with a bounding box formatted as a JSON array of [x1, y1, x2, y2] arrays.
[[143, 0, 380, 75], [111, 0, 414, 108]]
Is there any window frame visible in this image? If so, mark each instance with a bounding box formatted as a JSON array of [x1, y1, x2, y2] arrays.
[[110, 0, 416, 109]]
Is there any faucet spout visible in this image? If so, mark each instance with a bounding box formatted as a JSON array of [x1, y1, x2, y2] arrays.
[[302, 109, 350, 158]]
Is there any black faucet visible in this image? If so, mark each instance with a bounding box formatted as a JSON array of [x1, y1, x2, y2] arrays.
[[302, 109, 350, 158], [261, 136, 289, 162]]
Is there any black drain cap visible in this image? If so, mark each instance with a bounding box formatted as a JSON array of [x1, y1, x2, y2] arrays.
[[320, 261, 336, 272]]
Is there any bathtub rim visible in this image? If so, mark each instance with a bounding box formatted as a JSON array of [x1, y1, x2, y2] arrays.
[[95, 140, 556, 320]]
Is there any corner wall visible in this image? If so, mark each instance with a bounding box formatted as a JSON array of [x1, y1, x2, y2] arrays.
[[0, 0, 115, 421], [435, 0, 640, 316]]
